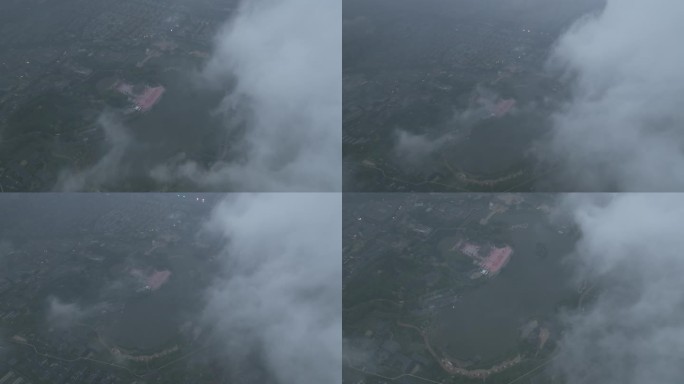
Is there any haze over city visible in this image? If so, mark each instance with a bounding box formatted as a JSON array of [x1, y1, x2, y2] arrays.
[[0, 0, 341, 192], [343, 0, 684, 192], [2, 0, 684, 383], [0, 193, 341, 383]]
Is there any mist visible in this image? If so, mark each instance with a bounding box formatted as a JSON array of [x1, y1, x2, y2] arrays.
[[46, 296, 90, 329], [202, 193, 341, 383], [154, 0, 342, 191], [55, 114, 133, 192], [391, 86, 511, 167], [54, 0, 341, 192], [552, 194, 684, 383], [393, 130, 446, 166], [544, 0, 684, 191]]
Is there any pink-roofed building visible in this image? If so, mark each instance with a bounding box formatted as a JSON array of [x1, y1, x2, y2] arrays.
[[129, 268, 172, 291], [113, 81, 165, 112], [135, 86, 165, 112], [480, 246, 513, 275], [147, 270, 171, 291], [494, 99, 516, 117]]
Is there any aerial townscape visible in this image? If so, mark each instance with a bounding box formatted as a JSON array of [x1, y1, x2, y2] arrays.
[[0, 0, 235, 191], [343, 0, 604, 192], [0, 194, 238, 383], [3, 0, 684, 383], [343, 193, 590, 383]]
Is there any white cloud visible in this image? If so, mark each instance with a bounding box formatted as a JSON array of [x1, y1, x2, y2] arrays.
[[544, 0, 684, 190], [46, 296, 90, 329], [553, 194, 684, 383], [55, 114, 132, 192], [203, 193, 341, 383], [156, 0, 342, 191]]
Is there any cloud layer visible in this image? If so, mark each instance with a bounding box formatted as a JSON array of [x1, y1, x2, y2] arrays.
[[544, 0, 684, 191], [553, 194, 684, 383], [46, 296, 91, 329], [155, 0, 342, 191], [55, 114, 132, 192], [55, 0, 341, 192], [203, 193, 341, 383]]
